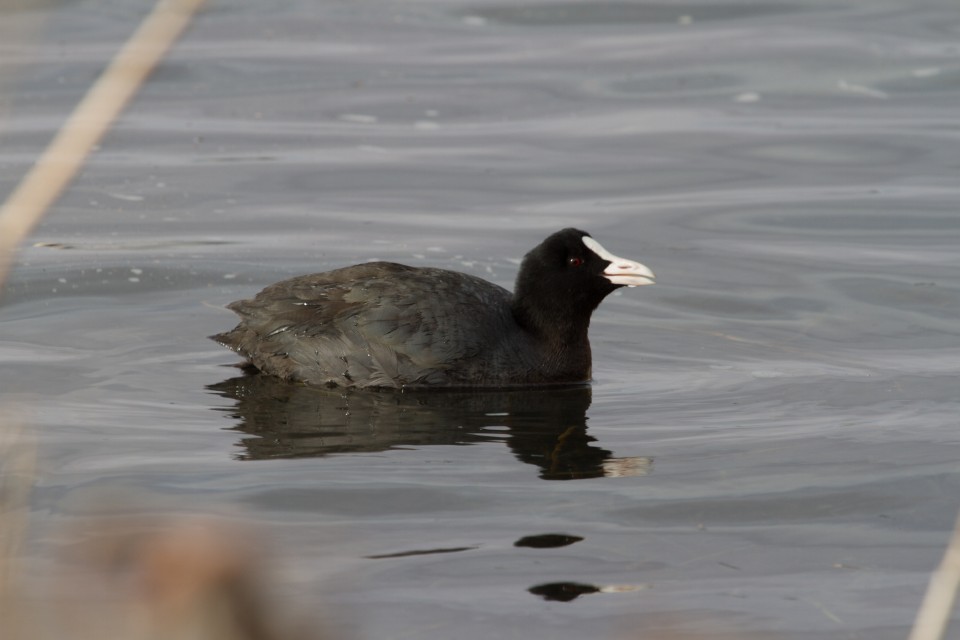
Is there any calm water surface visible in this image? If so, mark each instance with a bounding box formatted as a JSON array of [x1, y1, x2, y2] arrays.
[[2, 1, 959, 638]]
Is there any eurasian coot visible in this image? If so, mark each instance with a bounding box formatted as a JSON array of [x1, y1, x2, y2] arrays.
[[212, 228, 654, 388]]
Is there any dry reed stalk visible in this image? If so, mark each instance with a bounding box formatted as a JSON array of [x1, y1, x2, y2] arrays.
[[0, 0, 207, 290], [908, 508, 960, 640], [96, 519, 287, 640], [0, 0, 206, 636], [0, 416, 36, 640]]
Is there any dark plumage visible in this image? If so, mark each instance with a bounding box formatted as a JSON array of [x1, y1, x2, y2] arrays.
[[211, 228, 654, 389]]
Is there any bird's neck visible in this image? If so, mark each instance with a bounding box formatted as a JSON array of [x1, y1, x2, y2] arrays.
[[510, 291, 593, 350]]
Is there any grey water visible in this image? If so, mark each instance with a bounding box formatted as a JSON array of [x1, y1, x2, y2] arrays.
[[2, 0, 959, 638]]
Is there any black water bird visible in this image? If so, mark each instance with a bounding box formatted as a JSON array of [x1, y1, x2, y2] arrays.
[[211, 228, 654, 388]]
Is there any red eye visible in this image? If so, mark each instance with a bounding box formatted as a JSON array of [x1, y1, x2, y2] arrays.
[[568, 257, 584, 267]]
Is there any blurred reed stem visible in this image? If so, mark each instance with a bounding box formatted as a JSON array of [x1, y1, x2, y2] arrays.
[[0, 0, 207, 290], [908, 508, 960, 640]]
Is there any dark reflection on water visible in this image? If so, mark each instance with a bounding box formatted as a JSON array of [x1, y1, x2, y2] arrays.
[[365, 546, 478, 559], [208, 373, 652, 481], [528, 582, 601, 602], [514, 533, 584, 549]]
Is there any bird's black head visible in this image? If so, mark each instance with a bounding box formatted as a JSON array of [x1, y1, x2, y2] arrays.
[[512, 228, 654, 342]]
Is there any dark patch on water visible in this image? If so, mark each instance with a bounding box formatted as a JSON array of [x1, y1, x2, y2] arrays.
[[514, 533, 584, 548]]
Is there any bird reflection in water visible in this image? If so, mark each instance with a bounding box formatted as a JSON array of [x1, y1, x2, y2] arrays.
[[207, 374, 652, 481]]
